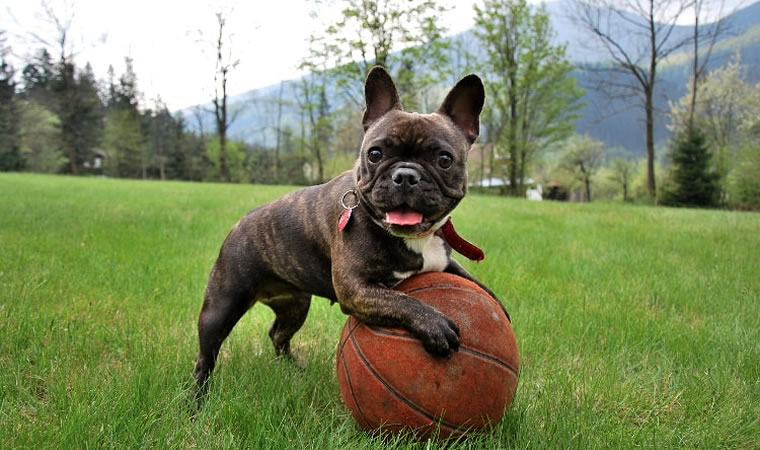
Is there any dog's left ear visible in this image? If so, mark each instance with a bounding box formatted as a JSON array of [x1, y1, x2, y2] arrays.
[[437, 75, 485, 144], [363, 66, 403, 131]]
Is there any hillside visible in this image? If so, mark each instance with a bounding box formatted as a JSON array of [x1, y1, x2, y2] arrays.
[[182, 1, 760, 156]]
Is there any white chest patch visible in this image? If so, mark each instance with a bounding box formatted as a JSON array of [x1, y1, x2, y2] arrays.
[[403, 234, 449, 274]]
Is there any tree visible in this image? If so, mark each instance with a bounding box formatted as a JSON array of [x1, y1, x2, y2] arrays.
[[567, 0, 698, 200], [669, 55, 760, 201], [210, 11, 242, 183], [609, 158, 635, 201], [104, 108, 144, 177], [306, 0, 450, 110], [730, 141, 760, 209], [559, 134, 604, 202], [295, 73, 333, 184], [19, 99, 66, 173], [474, 0, 584, 196], [0, 33, 24, 171], [103, 58, 145, 178], [661, 128, 719, 207], [148, 99, 175, 181], [21, 49, 56, 109], [24, 1, 103, 175], [297, 42, 335, 184]]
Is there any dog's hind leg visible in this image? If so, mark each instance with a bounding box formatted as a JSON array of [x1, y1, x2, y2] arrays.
[[194, 265, 255, 398], [260, 289, 311, 364]]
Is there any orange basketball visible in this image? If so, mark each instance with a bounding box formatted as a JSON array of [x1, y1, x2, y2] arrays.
[[336, 272, 519, 440]]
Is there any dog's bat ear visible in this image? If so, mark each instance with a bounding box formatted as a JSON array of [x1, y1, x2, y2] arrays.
[[437, 74, 485, 144], [363, 66, 402, 131]]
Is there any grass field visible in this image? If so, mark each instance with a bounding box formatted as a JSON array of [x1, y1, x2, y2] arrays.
[[1, 173, 759, 449]]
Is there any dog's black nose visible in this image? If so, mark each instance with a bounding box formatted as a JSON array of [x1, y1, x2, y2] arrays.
[[392, 167, 421, 186]]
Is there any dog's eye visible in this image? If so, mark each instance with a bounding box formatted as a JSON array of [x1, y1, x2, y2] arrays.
[[367, 147, 383, 164], [438, 152, 453, 169]]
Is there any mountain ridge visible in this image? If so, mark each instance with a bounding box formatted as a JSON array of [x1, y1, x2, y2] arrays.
[[182, 0, 760, 155]]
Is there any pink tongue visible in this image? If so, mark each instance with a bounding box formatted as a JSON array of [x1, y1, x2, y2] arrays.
[[385, 209, 422, 225], [385, 209, 424, 226]]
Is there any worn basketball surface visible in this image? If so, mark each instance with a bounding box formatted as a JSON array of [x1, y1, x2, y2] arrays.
[[336, 272, 519, 439]]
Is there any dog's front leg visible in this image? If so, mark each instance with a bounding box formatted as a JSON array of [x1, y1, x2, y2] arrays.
[[333, 272, 460, 356]]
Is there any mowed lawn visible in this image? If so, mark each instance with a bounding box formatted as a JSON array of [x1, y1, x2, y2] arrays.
[[1, 173, 758, 449]]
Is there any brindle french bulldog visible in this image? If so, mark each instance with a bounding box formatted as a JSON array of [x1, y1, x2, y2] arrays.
[[194, 66, 508, 396]]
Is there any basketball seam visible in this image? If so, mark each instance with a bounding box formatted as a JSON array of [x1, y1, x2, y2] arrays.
[[403, 284, 506, 312], [348, 331, 471, 433], [459, 347, 519, 378], [338, 316, 363, 355], [366, 325, 519, 378], [339, 349, 372, 429]]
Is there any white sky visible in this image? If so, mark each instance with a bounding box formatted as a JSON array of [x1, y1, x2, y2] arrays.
[[1, 0, 749, 111]]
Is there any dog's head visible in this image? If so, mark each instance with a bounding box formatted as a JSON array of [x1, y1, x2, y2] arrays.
[[354, 66, 485, 238]]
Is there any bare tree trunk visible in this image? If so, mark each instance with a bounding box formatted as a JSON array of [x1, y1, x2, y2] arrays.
[[507, 53, 519, 196], [274, 81, 284, 182], [646, 1, 658, 199], [688, 9, 700, 130], [567, 0, 698, 202], [508, 100, 519, 196], [211, 11, 239, 183], [645, 90, 656, 198]]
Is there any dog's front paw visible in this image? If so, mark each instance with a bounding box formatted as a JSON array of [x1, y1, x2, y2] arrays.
[[414, 311, 460, 357]]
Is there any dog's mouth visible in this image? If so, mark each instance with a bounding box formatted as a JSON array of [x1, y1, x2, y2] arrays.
[[384, 207, 424, 226]]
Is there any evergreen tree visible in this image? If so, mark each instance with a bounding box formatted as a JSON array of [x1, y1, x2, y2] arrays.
[[73, 63, 104, 162], [49, 60, 102, 174], [165, 112, 191, 180], [21, 49, 56, 109], [103, 58, 146, 178], [662, 128, 719, 207], [0, 57, 24, 171]]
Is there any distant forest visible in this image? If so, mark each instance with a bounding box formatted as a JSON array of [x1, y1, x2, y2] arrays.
[[1, 0, 759, 209]]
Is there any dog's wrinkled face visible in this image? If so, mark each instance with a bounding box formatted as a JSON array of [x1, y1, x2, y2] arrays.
[[354, 67, 485, 238], [356, 111, 469, 237]]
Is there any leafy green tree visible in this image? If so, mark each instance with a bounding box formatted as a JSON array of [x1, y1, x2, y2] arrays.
[[559, 134, 604, 202], [103, 58, 147, 178], [205, 135, 246, 183], [669, 55, 760, 201], [609, 158, 635, 202], [19, 100, 66, 173], [730, 141, 760, 209], [307, 0, 450, 110], [104, 108, 145, 178], [474, 0, 584, 196], [661, 128, 719, 207]]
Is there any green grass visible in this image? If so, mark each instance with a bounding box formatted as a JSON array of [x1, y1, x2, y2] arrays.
[[1, 173, 758, 448]]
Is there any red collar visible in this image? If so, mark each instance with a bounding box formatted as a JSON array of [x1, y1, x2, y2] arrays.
[[440, 218, 484, 262]]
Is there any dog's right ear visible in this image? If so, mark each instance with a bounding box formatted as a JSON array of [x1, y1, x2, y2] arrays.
[[362, 66, 402, 131]]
